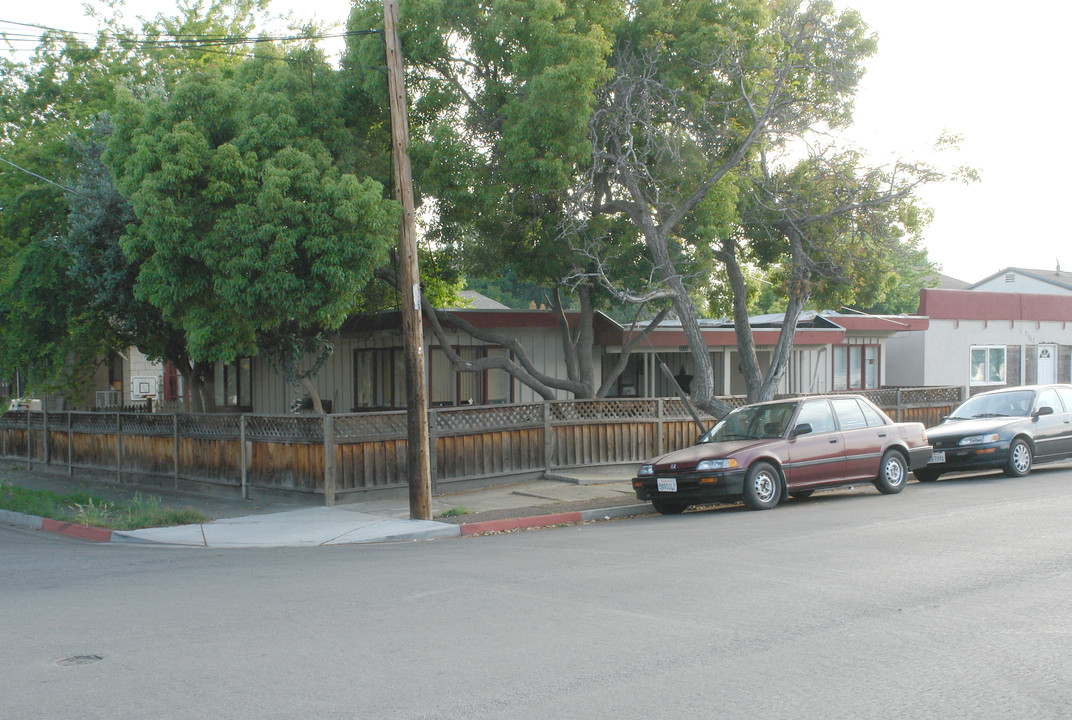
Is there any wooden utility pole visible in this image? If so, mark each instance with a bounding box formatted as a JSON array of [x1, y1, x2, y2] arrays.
[[383, 0, 432, 520]]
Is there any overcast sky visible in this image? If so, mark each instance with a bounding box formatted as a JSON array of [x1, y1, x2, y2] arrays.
[[4, 0, 1064, 285]]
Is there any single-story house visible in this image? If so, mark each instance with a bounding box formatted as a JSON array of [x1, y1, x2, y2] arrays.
[[885, 288, 1072, 395]]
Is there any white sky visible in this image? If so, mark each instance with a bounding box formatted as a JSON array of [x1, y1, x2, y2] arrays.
[[5, 0, 1065, 284]]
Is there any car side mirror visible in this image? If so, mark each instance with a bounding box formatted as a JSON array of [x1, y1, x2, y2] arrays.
[[791, 423, 812, 438], [1034, 406, 1054, 419]]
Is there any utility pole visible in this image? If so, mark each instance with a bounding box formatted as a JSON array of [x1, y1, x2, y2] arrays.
[[383, 0, 432, 520]]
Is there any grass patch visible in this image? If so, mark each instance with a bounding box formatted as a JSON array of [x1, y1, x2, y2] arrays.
[[437, 506, 471, 518], [0, 479, 207, 530]]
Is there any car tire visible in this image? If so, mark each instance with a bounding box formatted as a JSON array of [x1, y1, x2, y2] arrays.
[[743, 462, 781, 510], [789, 490, 814, 500], [874, 450, 907, 494], [1003, 438, 1033, 477], [913, 469, 940, 482], [651, 500, 688, 515]]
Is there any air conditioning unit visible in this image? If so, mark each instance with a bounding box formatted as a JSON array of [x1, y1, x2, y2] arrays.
[[130, 376, 162, 400]]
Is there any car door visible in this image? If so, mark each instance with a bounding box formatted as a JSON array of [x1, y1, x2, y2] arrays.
[[1032, 388, 1067, 461], [1052, 387, 1072, 458], [830, 397, 885, 480], [785, 399, 845, 488]]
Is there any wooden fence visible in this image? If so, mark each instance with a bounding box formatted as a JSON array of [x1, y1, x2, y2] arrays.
[[0, 388, 962, 504]]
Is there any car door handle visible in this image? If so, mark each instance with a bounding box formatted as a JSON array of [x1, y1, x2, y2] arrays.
[[829, 438, 838, 444], [878, 433, 887, 438]]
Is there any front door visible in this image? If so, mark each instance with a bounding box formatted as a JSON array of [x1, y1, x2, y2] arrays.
[[1038, 345, 1057, 384]]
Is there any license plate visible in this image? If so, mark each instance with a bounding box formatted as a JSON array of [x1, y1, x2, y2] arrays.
[[928, 451, 945, 464], [657, 478, 677, 493]]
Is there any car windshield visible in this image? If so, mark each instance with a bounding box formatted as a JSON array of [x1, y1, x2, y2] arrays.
[[948, 390, 1035, 420], [699, 402, 797, 442]]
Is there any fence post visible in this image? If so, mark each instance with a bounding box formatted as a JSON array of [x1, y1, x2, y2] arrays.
[[896, 388, 904, 422], [42, 403, 49, 466], [543, 401, 554, 472], [67, 412, 73, 476], [172, 414, 179, 490], [427, 409, 438, 494], [26, 411, 31, 470], [116, 412, 122, 484], [322, 414, 336, 506], [657, 398, 665, 456], [240, 414, 248, 500]]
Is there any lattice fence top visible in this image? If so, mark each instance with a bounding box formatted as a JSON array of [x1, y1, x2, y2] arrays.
[[549, 399, 660, 422], [662, 398, 720, 420], [70, 412, 119, 433], [119, 414, 175, 436], [434, 404, 544, 434], [246, 415, 323, 443], [334, 412, 408, 440], [0, 410, 28, 429], [177, 413, 241, 440]]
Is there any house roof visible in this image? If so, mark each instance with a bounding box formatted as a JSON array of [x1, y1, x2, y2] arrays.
[[919, 288, 1072, 322], [965, 266, 1072, 292]]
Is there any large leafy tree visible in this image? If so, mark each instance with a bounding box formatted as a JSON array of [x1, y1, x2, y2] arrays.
[[108, 47, 400, 411], [347, 0, 671, 400]]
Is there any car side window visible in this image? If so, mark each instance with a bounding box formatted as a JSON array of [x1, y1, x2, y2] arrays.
[[857, 400, 888, 427], [1037, 388, 1060, 413], [795, 400, 836, 434], [1055, 388, 1072, 414], [831, 397, 868, 430]]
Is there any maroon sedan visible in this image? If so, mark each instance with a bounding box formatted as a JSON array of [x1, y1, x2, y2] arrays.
[[633, 395, 932, 514]]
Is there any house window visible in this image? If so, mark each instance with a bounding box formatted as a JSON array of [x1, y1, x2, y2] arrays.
[[353, 347, 406, 410], [833, 345, 880, 391], [222, 358, 252, 408], [970, 346, 1006, 386], [430, 345, 513, 406]]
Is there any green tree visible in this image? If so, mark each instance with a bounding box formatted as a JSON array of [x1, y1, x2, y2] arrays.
[[108, 48, 399, 411]]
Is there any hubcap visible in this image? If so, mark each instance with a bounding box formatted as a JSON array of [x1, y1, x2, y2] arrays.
[[886, 457, 904, 485], [1012, 443, 1031, 473], [754, 472, 776, 503]]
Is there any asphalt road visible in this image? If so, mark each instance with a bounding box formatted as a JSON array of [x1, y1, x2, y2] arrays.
[[3, 467, 1071, 719]]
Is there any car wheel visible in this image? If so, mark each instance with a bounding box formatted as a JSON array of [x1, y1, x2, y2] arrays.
[[789, 490, 814, 500], [651, 500, 688, 515], [913, 469, 940, 482], [1003, 438, 1033, 477], [743, 462, 781, 510], [874, 450, 907, 494]]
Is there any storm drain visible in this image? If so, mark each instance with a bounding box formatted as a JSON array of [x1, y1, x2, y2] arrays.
[[56, 655, 103, 666]]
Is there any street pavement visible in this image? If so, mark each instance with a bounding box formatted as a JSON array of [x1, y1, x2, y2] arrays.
[[0, 461, 650, 547]]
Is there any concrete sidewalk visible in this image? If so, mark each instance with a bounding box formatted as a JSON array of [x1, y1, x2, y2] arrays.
[[1, 463, 651, 547]]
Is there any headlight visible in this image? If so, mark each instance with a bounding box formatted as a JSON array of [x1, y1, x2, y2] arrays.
[[959, 433, 1000, 446], [637, 464, 654, 476], [696, 458, 739, 471]]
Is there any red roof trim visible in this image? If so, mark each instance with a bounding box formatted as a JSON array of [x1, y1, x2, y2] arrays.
[[919, 288, 1072, 322]]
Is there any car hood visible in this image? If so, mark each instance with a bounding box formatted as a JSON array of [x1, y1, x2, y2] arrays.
[[927, 416, 1025, 439], [648, 439, 775, 472]]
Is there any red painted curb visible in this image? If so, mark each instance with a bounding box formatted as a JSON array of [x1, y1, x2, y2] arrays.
[[459, 511, 583, 536], [40, 518, 113, 543]]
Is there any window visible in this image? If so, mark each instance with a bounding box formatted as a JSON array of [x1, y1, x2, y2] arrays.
[[1036, 388, 1060, 413], [795, 400, 837, 434], [970, 346, 1006, 386], [221, 358, 252, 409], [354, 347, 406, 410], [833, 345, 880, 391], [831, 397, 868, 430], [429, 345, 514, 407]]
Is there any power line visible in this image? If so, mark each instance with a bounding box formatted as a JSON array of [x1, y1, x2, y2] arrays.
[[0, 18, 380, 52], [0, 155, 74, 194]]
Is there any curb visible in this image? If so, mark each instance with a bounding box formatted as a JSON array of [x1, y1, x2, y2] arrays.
[[458, 502, 652, 535], [0, 508, 114, 542]]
